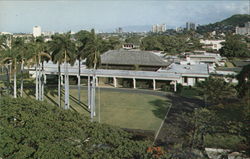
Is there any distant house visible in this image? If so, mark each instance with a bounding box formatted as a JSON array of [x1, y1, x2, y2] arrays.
[[13, 33, 33, 38], [235, 22, 250, 35], [212, 61, 250, 84], [215, 67, 241, 76], [200, 39, 225, 51], [214, 67, 242, 84], [158, 63, 209, 86], [101, 50, 170, 71], [122, 43, 135, 50], [185, 52, 225, 72]]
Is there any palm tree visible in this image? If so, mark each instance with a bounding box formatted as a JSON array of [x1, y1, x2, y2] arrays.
[[35, 37, 50, 101], [1, 36, 19, 98], [75, 30, 92, 104], [40, 49, 51, 101], [0, 35, 11, 92], [84, 29, 101, 120], [15, 37, 27, 97], [27, 38, 50, 100], [49, 33, 75, 109], [0, 35, 8, 51]]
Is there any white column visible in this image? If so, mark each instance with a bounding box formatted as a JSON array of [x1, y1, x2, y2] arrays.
[[13, 72, 16, 98], [60, 75, 64, 85], [174, 80, 177, 92], [153, 79, 156, 90], [133, 78, 136, 89], [95, 76, 99, 87], [113, 77, 117, 88], [35, 66, 38, 100], [44, 74, 47, 84], [90, 79, 94, 119], [77, 74, 81, 103], [91, 76, 96, 120], [92, 76, 96, 117], [41, 74, 46, 101], [88, 75, 91, 109], [38, 65, 42, 101], [77, 74, 80, 86]]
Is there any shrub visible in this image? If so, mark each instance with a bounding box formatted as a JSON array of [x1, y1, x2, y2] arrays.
[[0, 97, 153, 159]]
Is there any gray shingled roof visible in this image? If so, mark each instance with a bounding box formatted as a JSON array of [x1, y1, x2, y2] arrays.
[[101, 50, 169, 66], [233, 61, 250, 67]]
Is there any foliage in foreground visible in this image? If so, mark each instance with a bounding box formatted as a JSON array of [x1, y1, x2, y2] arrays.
[[0, 97, 154, 159], [219, 35, 250, 58], [197, 77, 237, 104]]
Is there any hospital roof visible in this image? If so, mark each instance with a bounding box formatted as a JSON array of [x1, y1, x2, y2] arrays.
[[101, 50, 169, 66], [158, 63, 209, 75]]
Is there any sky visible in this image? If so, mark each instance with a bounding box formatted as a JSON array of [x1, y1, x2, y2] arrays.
[[0, 0, 249, 33]]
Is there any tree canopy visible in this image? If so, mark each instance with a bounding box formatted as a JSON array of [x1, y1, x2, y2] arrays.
[[219, 35, 250, 58], [237, 64, 250, 98], [197, 77, 237, 104], [140, 35, 201, 54], [0, 97, 155, 159]]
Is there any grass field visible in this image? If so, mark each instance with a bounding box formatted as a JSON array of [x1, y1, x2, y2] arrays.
[[225, 61, 234, 68], [23, 85, 171, 131], [178, 87, 203, 100]]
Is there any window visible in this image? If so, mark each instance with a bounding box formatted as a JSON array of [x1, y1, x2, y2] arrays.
[[184, 77, 188, 83]]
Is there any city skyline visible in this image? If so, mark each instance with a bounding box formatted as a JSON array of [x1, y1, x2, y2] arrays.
[[0, 0, 249, 33]]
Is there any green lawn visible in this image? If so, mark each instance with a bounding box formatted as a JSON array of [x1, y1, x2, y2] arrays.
[[178, 87, 203, 100], [225, 61, 234, 68], [23, 86, 171, 131]]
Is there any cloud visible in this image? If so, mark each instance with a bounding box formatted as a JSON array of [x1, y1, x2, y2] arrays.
[[0, 0, 248, 32]]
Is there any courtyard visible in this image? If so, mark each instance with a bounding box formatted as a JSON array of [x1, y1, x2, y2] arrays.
[[23, 85, 172, 131]]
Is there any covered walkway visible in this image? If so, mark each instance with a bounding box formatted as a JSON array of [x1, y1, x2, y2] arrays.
[[26, 63, 181, 92]]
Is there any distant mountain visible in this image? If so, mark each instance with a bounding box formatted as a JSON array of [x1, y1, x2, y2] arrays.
[[197, 14, 250, 34], [219, 14, 250, 26]]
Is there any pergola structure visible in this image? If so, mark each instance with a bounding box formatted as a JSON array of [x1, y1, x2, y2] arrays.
[[28, 64, 180, 92]]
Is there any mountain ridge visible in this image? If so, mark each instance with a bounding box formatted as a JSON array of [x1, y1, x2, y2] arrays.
[[197, 14, 250, 34]]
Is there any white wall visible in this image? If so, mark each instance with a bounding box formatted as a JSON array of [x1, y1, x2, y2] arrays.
[[187, 77, 195, 86], [200, 39, 225, 51], [180, 77, 206, 86]]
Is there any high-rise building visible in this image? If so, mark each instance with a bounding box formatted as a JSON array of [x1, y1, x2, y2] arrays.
[[244, 22, 250, 28], [152, 25, 157, 33], [115, 27, 123, 33], [186, 22, 196, 31], [152, 24, 166, 33], [175, 27, 183, 32], [236, 22, 250, 35], [33, 26, 42, 37]]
